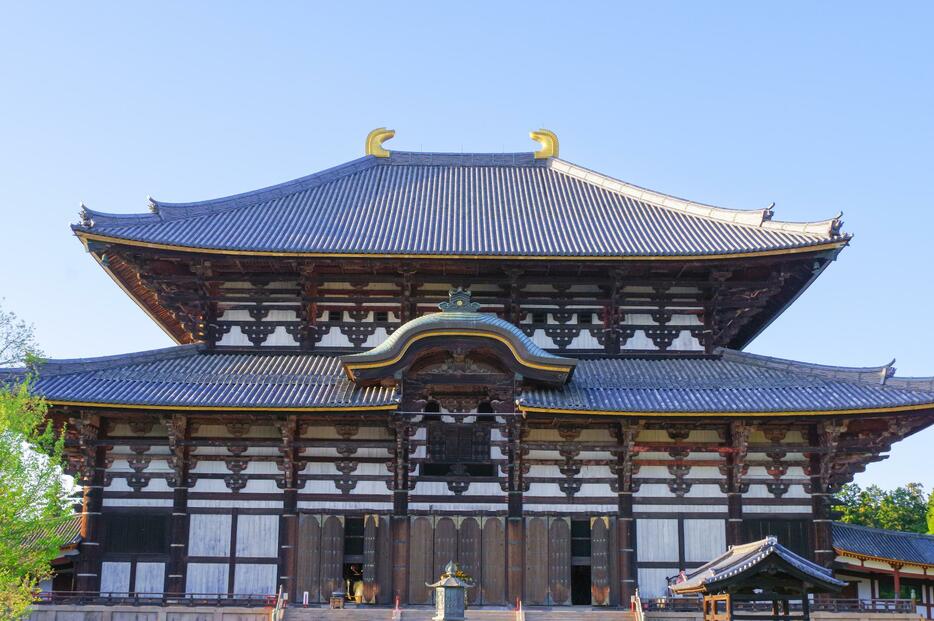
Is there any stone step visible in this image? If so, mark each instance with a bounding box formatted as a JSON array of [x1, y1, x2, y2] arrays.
[[284, 606, 636, 621]]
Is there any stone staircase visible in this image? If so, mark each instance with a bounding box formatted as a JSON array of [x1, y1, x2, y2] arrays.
[[284, 606, 636, 621]]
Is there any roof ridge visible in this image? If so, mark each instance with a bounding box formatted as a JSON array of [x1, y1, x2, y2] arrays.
[[548, 158, 845, 238], [27, 344, 205, 377], [76, 155, 381, 228], [718, 348, 898, 386]]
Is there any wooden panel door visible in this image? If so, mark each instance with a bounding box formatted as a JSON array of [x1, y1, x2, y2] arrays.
[[408, 516, 433, 605], [295, 514, 321, 602], [548, 517, 571, 606], [591, 516, 610, 606], [434, 517, 458, 581], [524, 517, 548, 605], [458, 517, 482, 605], [362, 514, 379, 604], [320, 516, 344, 600], [481, 517, 506, 605], [376, 515, 393, 605], [607, 516, 619, 607]]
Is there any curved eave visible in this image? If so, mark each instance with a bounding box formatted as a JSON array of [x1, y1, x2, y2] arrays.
[[518, 402, 934, 418], [834, 547, 934, 570], [73, 228, 849, 262], [341, 327, 576, 384], [44, 399, 398, 412], [76, 233, 191, 344]]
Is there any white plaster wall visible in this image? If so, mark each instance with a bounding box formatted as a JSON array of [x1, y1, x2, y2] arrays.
[[683, 519, 726, 563], [134, 562, 165, 595], [188, 515, 231, 557], [235, 515, 279, 558], [636, 519, 679, 563], [186, 563, 229, 595], [100, 562, 131, 595], [233, 564, 278, 595]]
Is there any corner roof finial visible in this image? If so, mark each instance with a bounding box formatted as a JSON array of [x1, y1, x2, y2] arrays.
[[439, 288, 480, 313], [365, 127, 395, 158], [530, 128, 559, 159]]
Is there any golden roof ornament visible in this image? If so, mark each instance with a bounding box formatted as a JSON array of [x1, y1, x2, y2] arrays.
[[530, 128, 559, 159], [365, 127, 395, 158]]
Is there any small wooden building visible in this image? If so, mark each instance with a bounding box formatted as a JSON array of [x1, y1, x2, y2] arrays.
[[7, 129, 934, 608], [834, 522, 934, 618], [670, 536, 846, 621]]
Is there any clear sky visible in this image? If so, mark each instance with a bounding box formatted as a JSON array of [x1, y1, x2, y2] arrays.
[[0, 2, 931, 489]]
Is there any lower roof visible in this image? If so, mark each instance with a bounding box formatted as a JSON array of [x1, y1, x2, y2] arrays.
[[833, 522, 934, 568], [3, 346, 933, 415]]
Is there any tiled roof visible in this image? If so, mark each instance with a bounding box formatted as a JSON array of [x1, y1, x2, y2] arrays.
[[1, 346, 397, 410], [21, 514, 82, 551], [833, 522, 934, 567], [3, 347, 933, 414], [74, 152, 846, 258], [519, 349, 934, 414], [672, 536, 846, 594]]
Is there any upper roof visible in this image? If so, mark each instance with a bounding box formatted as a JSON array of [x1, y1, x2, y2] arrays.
[[74, 150, 847, 259], [833, 522, 934, 568], [671, 536, 846, 594], [4, 346, 933, 415]]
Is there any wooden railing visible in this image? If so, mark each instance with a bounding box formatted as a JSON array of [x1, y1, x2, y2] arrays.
[[632, 589, 646, 621], [644, 597, 917, 614], [35, 591, 276, 607]]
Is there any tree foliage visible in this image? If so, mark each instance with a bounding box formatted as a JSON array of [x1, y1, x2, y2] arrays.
[[0, 303, 71, 619], [833, 482, 930, 534], [0, 302, 42, 367]]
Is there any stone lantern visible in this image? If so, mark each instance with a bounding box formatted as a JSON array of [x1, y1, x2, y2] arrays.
[[426, 561, 474, 621]]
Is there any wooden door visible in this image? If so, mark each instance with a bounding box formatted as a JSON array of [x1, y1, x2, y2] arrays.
[[548, 517, 571, 606], [362, 514, 379, 604], [375, 515, 393, 604], [591, 516, 610, 606], [295, 514, 321, 602], [524, 517, 549, 605], [458, 517, 482, 605], [481, 517, 506, 605], [408, 516, 433, 604], [434, 517, 458, 580], [320, 516, 344, 599]]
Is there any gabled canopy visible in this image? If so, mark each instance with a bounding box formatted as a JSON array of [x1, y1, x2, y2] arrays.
[[74, 150, 847, 259], [671, 537, 846, 595], [340, 290, 576, 386]]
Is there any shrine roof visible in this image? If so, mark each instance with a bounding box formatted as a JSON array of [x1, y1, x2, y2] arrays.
[[670, 536, 846, 594], [74, 150, 847, 260], [833, 522, 934, 568], [2, 347, 933, 415]]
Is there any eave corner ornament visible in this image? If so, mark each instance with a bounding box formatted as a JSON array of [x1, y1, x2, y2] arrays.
[[365, 127, 395, 158], [530, 128, 559, 159]]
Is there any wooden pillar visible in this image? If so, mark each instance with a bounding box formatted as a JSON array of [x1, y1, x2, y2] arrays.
[[391, 419, 411, 603], [74, 414, 104, 593], [808, 422, 842, 571], [164, 414, 190, 595], [506, 416, 525, 605], [725, 421, 749, 546], [892, 563, 903, 599], [616, 420, 639, 604], [276, 416, 299, 599]]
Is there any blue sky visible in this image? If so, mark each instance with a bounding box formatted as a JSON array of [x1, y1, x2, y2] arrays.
[[0, 2, 931, 489]]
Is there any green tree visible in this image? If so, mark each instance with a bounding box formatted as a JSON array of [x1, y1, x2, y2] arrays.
[[833, 482, 928, 533], [0, 303, 71, 619], [927, 490, 934, 535]]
